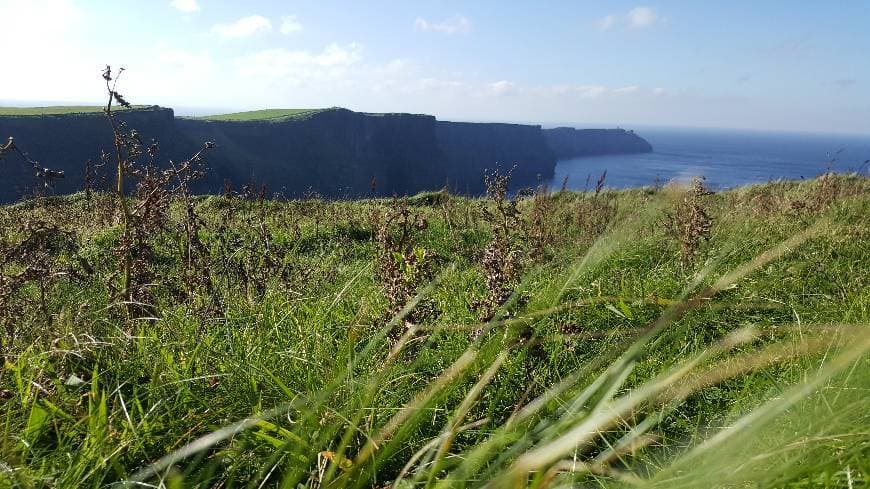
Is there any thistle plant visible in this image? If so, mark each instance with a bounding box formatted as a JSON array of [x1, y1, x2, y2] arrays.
[[100, 65, 213, 312]]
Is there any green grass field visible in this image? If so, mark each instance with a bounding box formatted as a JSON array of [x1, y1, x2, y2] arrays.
[[192, 108, 327, 122], [0, 105, 148, 116], [0, 175, 867, 488]]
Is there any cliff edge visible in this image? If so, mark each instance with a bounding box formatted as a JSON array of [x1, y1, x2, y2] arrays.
[[0, 106, 175, 201], [0, 106, 653, 202], [544, 127, 652, 159]]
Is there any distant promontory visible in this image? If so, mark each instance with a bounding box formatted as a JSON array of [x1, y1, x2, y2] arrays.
[[0, 106, 652, 202]]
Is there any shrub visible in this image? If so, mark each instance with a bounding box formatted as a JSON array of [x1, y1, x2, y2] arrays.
[[372, 198, 437, 325], [474, 168, 525, 323]]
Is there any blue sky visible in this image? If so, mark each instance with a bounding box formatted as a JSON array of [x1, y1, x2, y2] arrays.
[[1, 0, 868, 134]]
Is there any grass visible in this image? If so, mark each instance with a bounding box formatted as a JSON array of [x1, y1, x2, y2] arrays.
[[191, 108, 328, 122], [0, 105, 149, 116], [189, 108, 422, 122], [0, 106, 419, 121], [0, 175, 867, 488]]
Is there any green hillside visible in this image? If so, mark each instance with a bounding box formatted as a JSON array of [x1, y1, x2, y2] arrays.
[[0, 105, 148, 116], [192, 108, 327, 122], [0, 175, 867, 488]]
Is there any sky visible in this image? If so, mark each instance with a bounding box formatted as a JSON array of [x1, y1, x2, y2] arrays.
[[0, 0, 868, 134]]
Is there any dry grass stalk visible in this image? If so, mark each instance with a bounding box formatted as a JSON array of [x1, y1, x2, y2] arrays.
[[666, 177, 713, 265], [575, 171, 619, 238], [527, 183, 557, 257]]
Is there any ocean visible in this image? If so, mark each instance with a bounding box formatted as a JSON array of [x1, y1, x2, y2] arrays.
[[552, 127, 870, 191]]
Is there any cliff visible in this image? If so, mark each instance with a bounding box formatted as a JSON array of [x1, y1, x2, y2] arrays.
[[543, 127, 652, 159], [0, 106, 653, 203], [178, 111, 559, 197], [175, 109, 444, 197], [436, 121, 555, 194], [0, 106, 175, 200]]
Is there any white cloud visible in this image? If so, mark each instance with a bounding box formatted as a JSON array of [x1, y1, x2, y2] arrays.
[[414, 15, 471, 35], [652, 87, 667, 96], [383, 59, 411, 74], [212, 15, 272, 39], [487, 80, 516, 96], [549, 84, 647, 98], [597, 15, 618, 31], [280, 15, 302, 35], [598, 6, 660, 30], [315, 43, 363, 67], [235, 43, 363, 84], [626, 7, 658, 27], [552, 85, 608, 98], [170, 0, 200, 13], [574, 85, 609, 98]]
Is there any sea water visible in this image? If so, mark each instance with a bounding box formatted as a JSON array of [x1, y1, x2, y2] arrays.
[[553, 127, 870, 190]]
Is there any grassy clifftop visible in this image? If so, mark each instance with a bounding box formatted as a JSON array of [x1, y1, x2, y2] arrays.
[[0, 106, 316, 120], [0, 174, 867, 487], [189, 107, 435, 122], [0, 105, 150, 116], [191, 108, 327, 122]]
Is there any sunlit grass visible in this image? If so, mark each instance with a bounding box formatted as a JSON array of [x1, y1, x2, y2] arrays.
[[0, 175, 867, 487], [0, 105, 149, 116], [191, 108, 327, 122]]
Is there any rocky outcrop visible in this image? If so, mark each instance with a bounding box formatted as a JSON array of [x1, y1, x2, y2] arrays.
[[0, 107, 654, 202], [544, 127, 652, 159]]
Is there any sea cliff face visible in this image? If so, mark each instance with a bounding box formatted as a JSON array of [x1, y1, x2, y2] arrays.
[[544, 127, 653, 159], [436, 121, 555, 194], [176, 109, 445, 197], [0, 107, 653, 202], [178, 112, 557, 197], [0, 107, 175, 200]]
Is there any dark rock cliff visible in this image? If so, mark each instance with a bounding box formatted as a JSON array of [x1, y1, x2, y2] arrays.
[[176, 109, 445, 198], [178, 112, 556, 197], [436, 121, 555, 194], [0, 107, 653, 202], [0, 107, 175, 201], [544, 127, 652, 159]]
